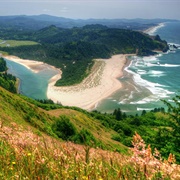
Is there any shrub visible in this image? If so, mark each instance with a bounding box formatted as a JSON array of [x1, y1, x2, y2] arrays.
[[73, 128, 97, 146], [52, 115, 77, 140]]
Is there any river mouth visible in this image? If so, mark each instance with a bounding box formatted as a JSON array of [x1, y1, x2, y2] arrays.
[[5, 58, 58, 100]]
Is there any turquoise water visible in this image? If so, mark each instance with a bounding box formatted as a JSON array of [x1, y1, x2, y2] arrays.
[[5, 59, 58, 100], [96, 22, 180, 113]]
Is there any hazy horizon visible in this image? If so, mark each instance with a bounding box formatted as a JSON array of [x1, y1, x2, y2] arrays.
[[0, 0, 180, 20]]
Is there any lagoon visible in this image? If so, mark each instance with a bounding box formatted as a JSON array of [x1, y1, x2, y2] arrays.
[[5, 58, 58, 100]]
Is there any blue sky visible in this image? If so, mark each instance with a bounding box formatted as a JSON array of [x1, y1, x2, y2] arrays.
[[0, 0, 180, 20]]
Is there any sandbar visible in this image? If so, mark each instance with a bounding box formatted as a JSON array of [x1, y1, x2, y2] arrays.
[[47, 54, 129, 110], [2, 54, 130, 110]]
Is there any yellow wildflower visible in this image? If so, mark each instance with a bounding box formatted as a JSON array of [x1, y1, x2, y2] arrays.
[[27, 153, 32, 156], [82, 176, 88, 180], [12, 162, 16, 165]]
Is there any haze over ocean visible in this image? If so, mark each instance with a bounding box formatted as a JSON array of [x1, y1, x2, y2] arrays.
[[96, 21, 180, 113]]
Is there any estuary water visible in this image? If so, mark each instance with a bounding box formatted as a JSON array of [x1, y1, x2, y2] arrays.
[[96, 21, 180, 113], [5, 59, 58, 100]]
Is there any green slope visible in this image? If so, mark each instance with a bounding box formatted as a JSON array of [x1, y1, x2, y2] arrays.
[[0, 86, 127, 153], [1, 87, 179, 179]]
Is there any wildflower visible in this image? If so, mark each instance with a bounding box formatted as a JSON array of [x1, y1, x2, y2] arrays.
[[168, 153, 176, 164], [82, 176, 88, 180], [12, 162, 16, 165], [27, 153, 32, 156]]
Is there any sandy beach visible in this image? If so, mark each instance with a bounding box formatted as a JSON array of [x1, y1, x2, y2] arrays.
[[143, 23, 165, 35], [3, 55, 59, 73], [47, 54, 129, 110], [3, 54, 129, 110]]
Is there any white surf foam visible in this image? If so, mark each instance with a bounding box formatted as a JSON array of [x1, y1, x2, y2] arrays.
[[125, 65, 174, 104], [147, 23, 165, 36], [137, 107, 154, 111], [148, 70, 166, 77], [137, 70, 147, 75], [161, 64, 180, 67]]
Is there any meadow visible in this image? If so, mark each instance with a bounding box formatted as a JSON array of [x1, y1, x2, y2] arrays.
[[1, 121, 180, 180], [0, 39, 38, 47]]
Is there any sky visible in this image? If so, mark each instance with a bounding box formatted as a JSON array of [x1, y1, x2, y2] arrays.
[[0, 0, 180, 20]]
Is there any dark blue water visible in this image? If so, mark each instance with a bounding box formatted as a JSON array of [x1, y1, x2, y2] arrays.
[[5, 59, 58, 100], [96, 22, 180, 113]]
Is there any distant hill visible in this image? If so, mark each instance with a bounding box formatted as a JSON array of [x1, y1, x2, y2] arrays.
[[0, 14, 178, 30]]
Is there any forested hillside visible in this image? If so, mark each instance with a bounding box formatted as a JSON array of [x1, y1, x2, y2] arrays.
[[0, 25, 168, 86]]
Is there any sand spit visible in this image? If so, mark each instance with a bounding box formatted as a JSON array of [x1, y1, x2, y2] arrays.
[[47, 54, 129, 110], [3, 54, 130, 110]]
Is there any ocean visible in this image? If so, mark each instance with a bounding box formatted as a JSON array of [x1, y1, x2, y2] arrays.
[[96, 21, 180, 114]]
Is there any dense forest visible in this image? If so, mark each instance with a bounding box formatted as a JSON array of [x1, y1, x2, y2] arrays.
[[0, 24, 168, 86]]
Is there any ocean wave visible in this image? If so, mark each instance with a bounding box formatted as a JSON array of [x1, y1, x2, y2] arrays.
[[126, 66, 174, 99], [148, 70, 166, 77], [147, 23, 165, 36], [160, 64, 180, 67], [137, 107, 154, 111], [136, 69, 146, 73], [143, 56, 158, 62]]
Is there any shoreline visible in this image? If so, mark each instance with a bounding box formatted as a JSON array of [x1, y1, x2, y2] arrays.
[[143, 23, 165, 35], [47, 54, 132, 110], [3, 55, 59, 74], [3, 54, 133, 111]]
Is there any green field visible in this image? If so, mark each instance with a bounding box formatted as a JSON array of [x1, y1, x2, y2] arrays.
[[0, 39, 39, 47]]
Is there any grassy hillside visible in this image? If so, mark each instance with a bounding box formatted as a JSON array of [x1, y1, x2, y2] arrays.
[[0, 86, 127, 152], [0, 86, 180, 179]]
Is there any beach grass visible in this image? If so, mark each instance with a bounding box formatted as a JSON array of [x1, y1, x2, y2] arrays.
[[0, 39, 39, 47]]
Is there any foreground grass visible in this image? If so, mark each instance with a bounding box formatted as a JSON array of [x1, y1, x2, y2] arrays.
[[0, 121, 180, 180], [0, 39, 38, 47]]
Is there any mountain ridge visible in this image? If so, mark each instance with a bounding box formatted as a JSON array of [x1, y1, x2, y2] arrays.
[[0, 14, 179, 30]]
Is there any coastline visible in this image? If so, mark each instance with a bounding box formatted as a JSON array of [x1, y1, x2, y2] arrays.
[[3, 54, 131, 110], [143, 23, 165, 35], [47, 54, 131, 110]]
